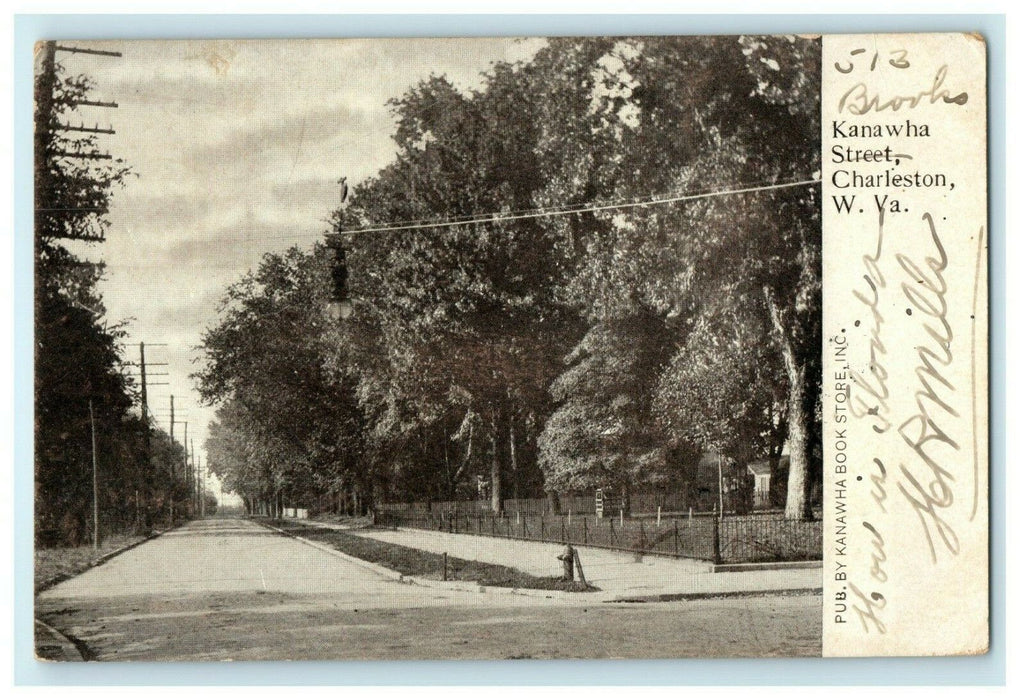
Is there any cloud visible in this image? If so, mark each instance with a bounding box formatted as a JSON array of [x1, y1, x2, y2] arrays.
[[62, 37, 546, 468]]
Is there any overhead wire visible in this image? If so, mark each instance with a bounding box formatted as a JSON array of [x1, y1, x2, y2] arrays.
[[95, 175, 821, 255], [330, 177, 821, 237]]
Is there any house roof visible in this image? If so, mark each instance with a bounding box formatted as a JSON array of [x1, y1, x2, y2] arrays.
[[747, 460, 774, 477]]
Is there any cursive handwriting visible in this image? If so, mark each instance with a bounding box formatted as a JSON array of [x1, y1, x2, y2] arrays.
[[863, 521, 888, 584], [870, 457, 888, 514], [896, 213, 960, 563], [851, 582, 887, 634], [839, 65, 969, 115], [848, 210, 892, 433]]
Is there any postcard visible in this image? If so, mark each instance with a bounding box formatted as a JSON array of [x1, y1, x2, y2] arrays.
[[31, 32, 987, 661]]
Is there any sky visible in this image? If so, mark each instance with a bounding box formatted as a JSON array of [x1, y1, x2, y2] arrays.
[[57, 37, 546, 503]]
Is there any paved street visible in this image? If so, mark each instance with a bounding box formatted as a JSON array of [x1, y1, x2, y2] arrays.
[[36, 518, 821, 660]]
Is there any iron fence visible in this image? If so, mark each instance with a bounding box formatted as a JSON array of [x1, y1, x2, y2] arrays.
[[377, 488, 779, 518], [376, 509, 821, 564]]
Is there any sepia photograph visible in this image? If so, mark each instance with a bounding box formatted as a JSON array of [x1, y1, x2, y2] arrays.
[[33, 33, 828, 662]]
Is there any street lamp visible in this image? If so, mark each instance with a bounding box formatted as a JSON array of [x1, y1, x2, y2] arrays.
[[325, 232, 354, 321], [326, 297, 354, 322]]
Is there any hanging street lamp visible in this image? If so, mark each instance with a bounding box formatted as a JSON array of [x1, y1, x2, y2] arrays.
[[325, 232, 354, 321]]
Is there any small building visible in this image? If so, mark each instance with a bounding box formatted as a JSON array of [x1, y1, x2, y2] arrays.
[[747, 460, 774, 493]]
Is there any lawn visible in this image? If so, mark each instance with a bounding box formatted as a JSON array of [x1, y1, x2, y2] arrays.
[[35, 532, 154, 593], [269, 519, 598, 592]]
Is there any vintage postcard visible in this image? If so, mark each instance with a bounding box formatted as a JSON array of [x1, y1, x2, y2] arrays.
[[32, 32, 988, 661]]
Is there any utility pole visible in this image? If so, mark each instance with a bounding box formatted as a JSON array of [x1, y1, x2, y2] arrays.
[[718, 453, 724, 518], [139, 342, 148, 422], [34, 42, 57, 214], [200, 456, 206, 518], [182, 421, 189, 515], [168, 395, 175, 526], [114, 342, 167, 528], [89, 400, 99, 551], [35, 41, 122, 243], [139, 342, 150, 453], [137, 342, 148, 534], [190, 438, 197, 515]]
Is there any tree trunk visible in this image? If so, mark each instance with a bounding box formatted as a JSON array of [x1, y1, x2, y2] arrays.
[[490, 410, 503, 513], [546, 490, 560, 516], [765, 287, 815, 521], [783, 367, 813, 520], [508, 414, 519, 502]]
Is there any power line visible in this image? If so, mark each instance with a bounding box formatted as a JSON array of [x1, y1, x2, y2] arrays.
[[335, 178, 822, 236], [183, 177, 821, 245], [346, 175, 819, 233]]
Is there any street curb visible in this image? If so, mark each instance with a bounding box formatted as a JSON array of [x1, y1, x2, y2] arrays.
[[35, 525, 177, 595], [34, 618, 89, 662], [711, 561, 822, 573], [605, 586, 824, 603], [261, 521, 601, 600]]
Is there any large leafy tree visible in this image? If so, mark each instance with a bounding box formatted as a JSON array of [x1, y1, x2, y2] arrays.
[[532, 36, 821, 519], [539, 313, 677, 498], [195, 247, 368, 515], [326, 66, 585, 512]]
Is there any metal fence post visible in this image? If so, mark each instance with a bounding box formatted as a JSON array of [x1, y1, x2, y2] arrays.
[[674, 520, 679, 556], [583, 517, 588, 545], [610, 517, 615, 545], [713, 513, 723, 565]]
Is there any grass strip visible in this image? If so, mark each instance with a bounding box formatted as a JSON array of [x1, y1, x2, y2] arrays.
[[34, 532, 157, 593], [271, 520, 598, 592]]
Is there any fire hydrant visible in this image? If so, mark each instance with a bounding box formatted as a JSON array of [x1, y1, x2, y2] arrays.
[[557, 544, 576, 582]]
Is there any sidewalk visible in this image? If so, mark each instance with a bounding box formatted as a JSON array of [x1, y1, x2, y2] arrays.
[[325, 523, 821, 601]]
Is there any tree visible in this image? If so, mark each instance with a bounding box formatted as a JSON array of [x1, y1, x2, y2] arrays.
[[34, 48, 179, 546], [653, 298, 789, 469], [196, 247, 368, 515], [531, 36, 821, 519], [326, 66, 585, 512], [538, 313, 677, 502], [197, 35, 822, 522]]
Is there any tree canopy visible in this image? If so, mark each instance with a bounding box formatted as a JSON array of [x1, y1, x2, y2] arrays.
[[35, 49, 195, 546], [197, 35, 822, 520]]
